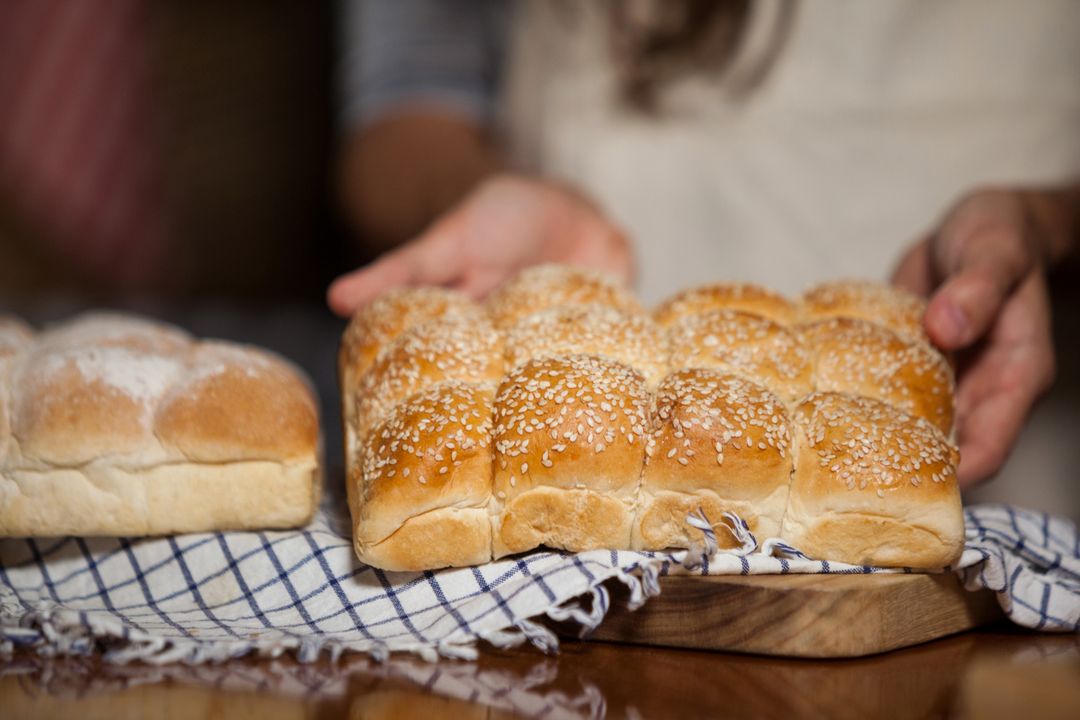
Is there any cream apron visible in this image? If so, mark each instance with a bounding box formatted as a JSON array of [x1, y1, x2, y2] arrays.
[[501, 0, 1080, 304], [499, 0, 1080, 514]]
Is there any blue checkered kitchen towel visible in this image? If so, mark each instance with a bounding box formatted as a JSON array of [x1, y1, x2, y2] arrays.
[[1, 503, 1077, 664]]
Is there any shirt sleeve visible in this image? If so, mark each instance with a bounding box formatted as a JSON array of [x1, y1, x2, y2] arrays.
[[338, 0, 508, 131]]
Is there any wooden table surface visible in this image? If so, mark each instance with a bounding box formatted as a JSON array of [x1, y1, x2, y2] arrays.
[[3, 625, 1078, 719]]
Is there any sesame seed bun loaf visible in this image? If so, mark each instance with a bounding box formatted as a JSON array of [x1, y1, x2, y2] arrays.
[[800, 280, 929, 344], [0, 313, 321, 537], [354, 382, 494, 571], [654, 283, 798, 328], [340, 267, 963, 571], [485, 264, 642, 330], [491, 355, 650, 557], [799, 318, 954, 434], [504, 304, 668, 386], [667, 310, 813, 402], [781, 392, 963, 569], [633, 369, 792, 551]]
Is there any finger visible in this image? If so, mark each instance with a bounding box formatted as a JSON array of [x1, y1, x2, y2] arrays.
[[923, 253, 1031, 351], [326, 247, 422, 316], [890, 237, 935, 297], [327, 218, 471, 316]]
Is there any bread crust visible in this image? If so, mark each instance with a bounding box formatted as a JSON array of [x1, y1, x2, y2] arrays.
[[485, 264, 642, 330], [491, 355, 649, 556], [634, 369, 792, 550], [339, 270, 964, 571], [667, 310, 813, 402], [799, 318, 954, 434], [505, 304, 668, 386], [654, 283, 798, 327], [0, 313, 321, 536], [800, 280, 929, 344], [781, 392, 963, 568], [355, 382, 494, 565]]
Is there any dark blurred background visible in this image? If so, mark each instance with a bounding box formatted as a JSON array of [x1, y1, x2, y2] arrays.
[[0, 1, 365, 305]]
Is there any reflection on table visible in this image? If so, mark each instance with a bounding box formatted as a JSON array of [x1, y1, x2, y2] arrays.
[[3, 626, 1079, 719]]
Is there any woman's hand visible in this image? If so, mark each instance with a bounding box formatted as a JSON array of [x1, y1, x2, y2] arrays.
[[328, 174, 633, 316], [892, 188, 1073, 487]]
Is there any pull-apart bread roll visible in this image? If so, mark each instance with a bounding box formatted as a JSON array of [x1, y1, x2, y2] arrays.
[[634, 369, 792, 551], [801, 280, 929, 345], [340, 268, 962, 571], [505, 304, 668, 386], [782, 392, 963, 568], [667, 309, 813, 402], [353, 314, 504, 437], [491, 355, 650, 558], [799, 318, 954, 434], [355, 382, 494, 571], [340, 286, 482, 387], [0, 313, 321, 536], [485, 264, 642, 330], [653, 283, 798, 327]]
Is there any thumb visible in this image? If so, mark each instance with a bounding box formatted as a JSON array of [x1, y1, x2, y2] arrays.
[[327, 217, 470, 317], [923, 232, 1032, 351]]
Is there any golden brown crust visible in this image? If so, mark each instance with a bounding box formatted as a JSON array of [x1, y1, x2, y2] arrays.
[[634, 369, 792, 550], [781, 392, 963, 568], [341, 286, 482, 382], [485, 264, 642, 330], [12, 344, 183, 465], [157, 343, 319, 463], [356, 508, 492, 572], [356, 382, 494, 556], [667, 310, 813, 402], [504, 304, 668, 386], [1, 313, 321, 536], [654, 283, 798, 327], [340, 269, 964, 571], [800, 280, 929, 344], [798, 318, 955, 434], [354, 315, 504, 436], [491, 354, 650, 556]]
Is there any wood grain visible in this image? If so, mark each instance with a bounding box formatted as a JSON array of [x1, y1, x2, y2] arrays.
[[590, 573, 1004, 658]]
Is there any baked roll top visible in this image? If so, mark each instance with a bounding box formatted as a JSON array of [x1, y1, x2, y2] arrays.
[[799, 318, 954, 434], [491, 354, 650, 557], [781, 392, 963, 569], [667, 309, 813, 402], [485, 264, 642, 330], [504, 304, 668, 387], [355, 382, 494, 572], [354, 314, 504, 437], [635, 369, 793, 551], [653, 282, 798, 328], [801, 280, 929, 344]]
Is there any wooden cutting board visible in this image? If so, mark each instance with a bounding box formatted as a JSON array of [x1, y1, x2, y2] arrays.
[[588, 573, 1004, 658]]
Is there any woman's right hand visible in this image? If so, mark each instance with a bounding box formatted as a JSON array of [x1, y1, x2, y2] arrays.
[[327, 174, 633, 317]]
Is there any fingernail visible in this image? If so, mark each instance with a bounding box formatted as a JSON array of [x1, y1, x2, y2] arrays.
[[939, 302, 969, 344]]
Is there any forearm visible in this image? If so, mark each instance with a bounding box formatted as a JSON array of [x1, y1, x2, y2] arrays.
[[338, 109, 500, 253]]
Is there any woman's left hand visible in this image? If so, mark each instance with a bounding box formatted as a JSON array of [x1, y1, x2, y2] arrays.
[[891, 188, 1070, 487]]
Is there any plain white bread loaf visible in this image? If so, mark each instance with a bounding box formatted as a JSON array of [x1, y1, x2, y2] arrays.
[[341, 266, 963, 571], [0, 313, 322, 536]]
